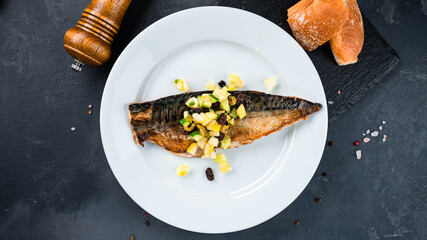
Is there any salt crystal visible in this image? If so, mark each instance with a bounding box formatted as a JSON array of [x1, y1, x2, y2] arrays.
[[382, 138, 386, 142], [362, 133, 366, 136], [371, 131, 379, 137], [71, 127, 76, 131], [379, 126, 383, 131], [88, 105, 93, 109], [382, 121, 386, 124], [366, 129, 370, 134], [363, 137, 370, 143], [383, 134, 387, 138], [356, 150, 362, 159], [328, 101, 334, 105]]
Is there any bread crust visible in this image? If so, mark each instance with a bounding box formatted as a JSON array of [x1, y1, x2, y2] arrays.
[[330, 0, 364, 65], [287, 0, 349, 51]]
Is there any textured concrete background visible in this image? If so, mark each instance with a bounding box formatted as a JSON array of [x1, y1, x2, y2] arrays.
[[0, 0, 426, 239]]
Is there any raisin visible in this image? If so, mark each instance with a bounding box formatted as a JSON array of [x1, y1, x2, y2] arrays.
[[218, 80, 226, 88], [211, 102, 220, 110], [190, 108, 208, 114], [218, 133, 225, 141], [217, 113, 227, 125], [205, 168, 214, 181]]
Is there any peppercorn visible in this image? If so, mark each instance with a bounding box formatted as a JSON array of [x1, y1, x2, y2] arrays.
[[328, 141, 335, 146], [322, 172, 328, 177], [295, 220, 300, 226], [145, 221, 150, 226], [315, 198, 322, 203]]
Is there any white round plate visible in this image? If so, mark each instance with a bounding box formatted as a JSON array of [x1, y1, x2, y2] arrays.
[[101, 6, 327, 233]]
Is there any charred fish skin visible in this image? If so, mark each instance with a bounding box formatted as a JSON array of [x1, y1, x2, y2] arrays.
[[128, 91, 322, 157]]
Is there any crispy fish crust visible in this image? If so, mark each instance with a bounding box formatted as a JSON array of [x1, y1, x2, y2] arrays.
[[129, 91, 322, 157]]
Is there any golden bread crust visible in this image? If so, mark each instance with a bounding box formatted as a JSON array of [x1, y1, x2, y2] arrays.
[[287, 0, 349, 51], [329, 0, 364, 65]]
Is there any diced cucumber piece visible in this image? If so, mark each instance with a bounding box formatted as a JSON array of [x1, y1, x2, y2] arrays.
[[209, 94, 219, 103], [179, 118, 191, 127], [229, 108, 238, 119], [190, 131, 203, 141], [220, 135, 231, 149], [220, 99, 230, 113]]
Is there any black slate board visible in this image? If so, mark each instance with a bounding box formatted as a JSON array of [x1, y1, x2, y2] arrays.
[[217, 0, 400, 122], [111, 0, 400, 123]]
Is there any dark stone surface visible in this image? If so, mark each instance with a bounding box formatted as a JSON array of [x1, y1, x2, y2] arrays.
[[0, 0, 426, 239]]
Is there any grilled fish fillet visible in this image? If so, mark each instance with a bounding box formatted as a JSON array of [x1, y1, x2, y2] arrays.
[[129, 91, 322, 157]]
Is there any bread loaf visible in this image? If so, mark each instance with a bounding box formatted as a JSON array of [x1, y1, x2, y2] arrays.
[[329, 0, 364, 65], [287, 0, 349, 51]]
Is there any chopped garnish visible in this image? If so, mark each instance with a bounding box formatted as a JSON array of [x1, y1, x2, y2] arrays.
[[236, 104, 247, 119], [183, 111, 189, 118], [176, 164, 191, 176], [220, 99, 230, 112], [220, 161, 232, 173], [192, 113, 207, 124], [196, 124, 207, 137], [220, 124, 229, 134], [210, 150, 216, 159], [187, 143, 199, 155], [205, 80, 217, 90], [206, 120, 220, 132], [197, 137, 207, 149], [227, 83, 237, 91], [229, 108, 238, 119], [228, 96, 237, 106], [183, 122, 196, 131], [190, 131, 203, 141], [186, 97, 198, 108], [228, 73, 245, 88], [209, 94, 219, 103], [174, 79, 190, 92], [264, 77, 277, 92], [215, 153, 226, 163], [180, 118, 192, 127], [208, 136, 219, 147], [228, 118, 235, 125], [212, 86, 230, 101], [205, 112, 217, 120], [220, 135, 231, 149]]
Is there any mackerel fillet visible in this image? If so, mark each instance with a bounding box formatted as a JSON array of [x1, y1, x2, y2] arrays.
[[128, 91, 322, 157]]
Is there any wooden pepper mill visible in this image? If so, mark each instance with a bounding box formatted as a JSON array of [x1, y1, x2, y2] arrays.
[[64, 0, 132, 71]]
